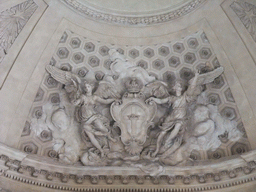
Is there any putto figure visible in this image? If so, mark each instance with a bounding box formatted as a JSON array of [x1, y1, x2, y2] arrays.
[[107, 49, 156, 85]]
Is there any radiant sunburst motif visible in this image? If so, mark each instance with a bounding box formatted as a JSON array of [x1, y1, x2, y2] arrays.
[[231, 1, 256, 41], [0, 0, 37, 62], [125, 140, 144, 155]]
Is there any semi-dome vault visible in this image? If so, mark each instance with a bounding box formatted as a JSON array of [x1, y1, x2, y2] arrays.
[[0, 0, 256, 191]]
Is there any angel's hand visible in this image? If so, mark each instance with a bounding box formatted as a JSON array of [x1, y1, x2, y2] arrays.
[[194, 69, 200, 77], [107, 98, 116, 104], [70, 78, 78, 87], [71, 98, 80, 106], [189, 70, 200, 88], [145, 97, 155, 104], [75, 91, 81, 98], [113, 99, 122, 105]]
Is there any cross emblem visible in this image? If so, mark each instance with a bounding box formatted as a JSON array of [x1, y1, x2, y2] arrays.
[[126, 106, 140, 136]]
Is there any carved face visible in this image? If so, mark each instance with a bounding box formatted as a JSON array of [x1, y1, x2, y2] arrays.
[[153, 85, 169, 98], [84, 83, 92, 93], [175, 82, 182, 96]]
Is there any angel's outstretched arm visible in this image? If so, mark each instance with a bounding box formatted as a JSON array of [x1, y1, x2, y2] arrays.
[[147, 97, 170, 105], [187, 72, 199, 96], [94, 96, 115, 104]]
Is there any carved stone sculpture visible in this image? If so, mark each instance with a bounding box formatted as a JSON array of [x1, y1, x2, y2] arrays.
[[46, 65, 118, 158], [40, 49, 243, 174], [146, 67, 224, 157], [107, 49, 156, 85], [111, 78, 157, 155]]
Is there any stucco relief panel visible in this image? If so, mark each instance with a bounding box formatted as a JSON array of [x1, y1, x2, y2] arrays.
[[18, 30, 250, 167]]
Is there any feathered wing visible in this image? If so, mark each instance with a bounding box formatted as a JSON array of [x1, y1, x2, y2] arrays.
[[145, 81, 170, 98], [186, 67, 224, 97], [189, 66, 224, 86], [45, 65, 82, 100], [94, 81, 121, 99], [46, 65, 71, 84]]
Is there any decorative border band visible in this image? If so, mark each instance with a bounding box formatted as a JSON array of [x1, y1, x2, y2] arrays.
[[61, 0, 207, 26], [0, 150, 256, 191], [1, 168, 256, 191]]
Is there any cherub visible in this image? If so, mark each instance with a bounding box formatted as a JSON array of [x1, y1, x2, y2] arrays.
[[146, 67, 224, 157], [107, 49, 155, 85], [46, 65, 120, 157]]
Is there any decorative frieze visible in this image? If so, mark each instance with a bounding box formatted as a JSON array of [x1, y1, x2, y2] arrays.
[[0, 147, 256, 191], [61, 0, 207, 26]]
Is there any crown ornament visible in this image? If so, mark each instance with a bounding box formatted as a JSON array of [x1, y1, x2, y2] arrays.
[[124, 77, 143, 93]]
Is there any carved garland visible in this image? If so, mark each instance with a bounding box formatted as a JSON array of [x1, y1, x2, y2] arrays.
[[61, 0, 207, 25], [0, 154, 256, 191]]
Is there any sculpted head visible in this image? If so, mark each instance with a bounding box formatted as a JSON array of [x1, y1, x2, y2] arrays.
[[152, 82, 169, 98], [173, 80, 184, 97], [84, 82, 94, 94]]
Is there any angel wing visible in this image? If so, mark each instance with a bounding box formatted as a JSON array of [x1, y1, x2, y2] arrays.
[[45, 65, 82, 102], [46, 65, 80, 85], [145, 81, 170, 98], [189, 66, 224, 86], [94, 81, 121, 99]]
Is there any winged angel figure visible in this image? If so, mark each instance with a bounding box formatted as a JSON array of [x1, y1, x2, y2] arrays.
[[46, 65, 120, 157], [146, 67, 224, 158]]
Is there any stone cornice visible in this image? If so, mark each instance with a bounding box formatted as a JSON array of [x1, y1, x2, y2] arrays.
[[0, 143, 256, 191], [60, 0, 207, 26]]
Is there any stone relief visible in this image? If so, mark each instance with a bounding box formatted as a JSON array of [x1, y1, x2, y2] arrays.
[[19, 30, 250, 175], [0, 0, 38, 62], [231, 1, 256, 42], [24, 48, 243, 175]]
